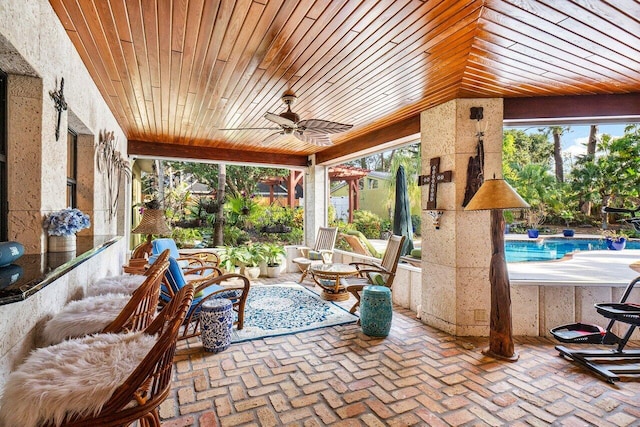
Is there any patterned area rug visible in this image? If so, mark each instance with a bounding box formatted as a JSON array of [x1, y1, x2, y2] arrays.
[[230, 282, 358, 343]]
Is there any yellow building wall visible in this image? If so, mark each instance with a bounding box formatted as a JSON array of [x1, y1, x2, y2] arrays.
[[331, 177, 391, 220]]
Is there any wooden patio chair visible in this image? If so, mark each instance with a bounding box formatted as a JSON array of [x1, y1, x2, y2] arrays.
[[41, 250, 170, 346], [345, 235, 406, 314], [292, 226, 338, 283]]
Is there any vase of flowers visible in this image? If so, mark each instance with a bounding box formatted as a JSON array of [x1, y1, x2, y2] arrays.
[[44, 208, 91, 252]]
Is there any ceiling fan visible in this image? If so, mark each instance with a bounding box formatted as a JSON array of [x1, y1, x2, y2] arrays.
[[220, 91, 353, 146]]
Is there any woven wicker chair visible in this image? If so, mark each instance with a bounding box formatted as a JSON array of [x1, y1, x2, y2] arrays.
[[292, 227, 338, 283], [345, 235, 406, 314], [161, 256, 251, 339], [52, 284, 195, 427], [152, 238, 220, 270], [41, 251, 170, 345]]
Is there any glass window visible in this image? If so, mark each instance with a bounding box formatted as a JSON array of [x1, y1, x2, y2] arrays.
[[0, 69, 6, 240], [67, 129, 77, 208]]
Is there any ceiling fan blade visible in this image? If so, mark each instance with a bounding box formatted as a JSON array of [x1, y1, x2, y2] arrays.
[[297, 119, 353, 134], [264, 112, 296, 128], [261, 131, 285, 145], [296, 131, 332, 146], [219, 126, 281, 131]]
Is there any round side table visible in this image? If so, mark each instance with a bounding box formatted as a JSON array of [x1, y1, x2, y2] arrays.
[[360, 285, 392, 337], [200, 298, 233, 353]]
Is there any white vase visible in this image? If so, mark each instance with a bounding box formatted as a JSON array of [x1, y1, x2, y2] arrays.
[[48, 234, 76, 252]]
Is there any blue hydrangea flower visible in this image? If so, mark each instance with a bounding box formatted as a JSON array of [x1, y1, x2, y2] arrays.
[[43, 208, 91, 236]]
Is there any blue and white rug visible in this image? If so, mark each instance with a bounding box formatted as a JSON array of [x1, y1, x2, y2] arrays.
[[231, 282, 358, 343]]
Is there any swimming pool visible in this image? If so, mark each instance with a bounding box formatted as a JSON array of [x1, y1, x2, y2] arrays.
[[505, 238, 640, 262]]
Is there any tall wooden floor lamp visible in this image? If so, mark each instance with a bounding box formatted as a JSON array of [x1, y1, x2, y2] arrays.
[[464, 178, 529, 361]]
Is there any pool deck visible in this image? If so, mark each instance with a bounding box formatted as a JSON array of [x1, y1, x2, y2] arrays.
[[506, 233, 640, 286]]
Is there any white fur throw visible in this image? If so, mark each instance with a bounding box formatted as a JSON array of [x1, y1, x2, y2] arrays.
[[85, 274, 146, 297], [42, 294, 131, 346], [0, 331, 157, 427]]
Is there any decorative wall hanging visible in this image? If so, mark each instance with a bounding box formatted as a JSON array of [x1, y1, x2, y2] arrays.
[[462, 107, 486, 207], [96, 130, 131, 221], [49, 77, 67, 141], [418, 157, 452, 210], [427, 210, 444, 229]]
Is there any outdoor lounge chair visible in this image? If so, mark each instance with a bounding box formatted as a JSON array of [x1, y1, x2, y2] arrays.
[[292, 227, 338, 283], [339, 230, 382, 258], [345, 234, 406, 314]]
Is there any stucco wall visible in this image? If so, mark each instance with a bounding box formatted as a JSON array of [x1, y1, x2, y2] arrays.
[[0, 0, 128, 253]]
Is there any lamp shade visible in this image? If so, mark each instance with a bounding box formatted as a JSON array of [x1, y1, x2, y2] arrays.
[[463, 179, 530, 211], [131, 209, 171, 235]]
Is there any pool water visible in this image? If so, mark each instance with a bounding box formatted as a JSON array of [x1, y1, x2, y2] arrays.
[[505, 238, 640, 262]]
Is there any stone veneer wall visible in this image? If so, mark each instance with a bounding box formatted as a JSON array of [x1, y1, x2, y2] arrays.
[[420, 98, 503, 337], [0, 1, 131, 384], [0, 238, 127, 384], [1, 0, 128, 253]]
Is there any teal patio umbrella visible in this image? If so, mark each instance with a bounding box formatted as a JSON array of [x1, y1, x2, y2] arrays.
[[393, 165, 414, 256]]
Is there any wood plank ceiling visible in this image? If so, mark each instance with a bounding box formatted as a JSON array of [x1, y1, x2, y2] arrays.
[[49, 0, 640, 166]]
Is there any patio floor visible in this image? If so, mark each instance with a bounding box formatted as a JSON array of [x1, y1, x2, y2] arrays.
[[161, 272, 640, 427]]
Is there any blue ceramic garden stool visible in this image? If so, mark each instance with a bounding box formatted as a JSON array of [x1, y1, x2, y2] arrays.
[[360, 285, 393, 337], [200, 298, 233, 353]]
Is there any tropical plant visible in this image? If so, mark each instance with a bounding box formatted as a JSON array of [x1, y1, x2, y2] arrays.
[[243, 243, 267, 267], [263, 243, 286, 267], [217, 246, 248, 272], [171, 227, 202, 248]]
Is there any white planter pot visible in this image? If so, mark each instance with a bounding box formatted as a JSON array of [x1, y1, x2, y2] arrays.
[[259, 261, 268, 277], [48, 234, 76, 252], [267, 264, 281, 278], [244, 266, 261, 280]]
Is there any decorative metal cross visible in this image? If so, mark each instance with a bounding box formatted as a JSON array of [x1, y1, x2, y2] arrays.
[[49, 78, 67, 141], [418, 157, 453, 209]]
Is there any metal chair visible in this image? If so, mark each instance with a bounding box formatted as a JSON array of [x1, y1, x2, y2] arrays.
[[345, 235, 406, 314], [292, 227, 338, 283]]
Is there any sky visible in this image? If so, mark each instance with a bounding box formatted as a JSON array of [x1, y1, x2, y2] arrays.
[[508, 124, 629, 158]]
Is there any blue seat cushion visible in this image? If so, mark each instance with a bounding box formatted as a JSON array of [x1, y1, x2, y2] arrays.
[[308, 251, 324, 261]]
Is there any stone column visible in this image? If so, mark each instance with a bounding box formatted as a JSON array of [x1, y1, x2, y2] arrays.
[[303, 155, 328, 247], [420, 98, 503, 337], [6, 75, 47, 254]]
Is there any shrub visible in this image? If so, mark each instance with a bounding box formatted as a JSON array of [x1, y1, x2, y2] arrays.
[[353, 210, 382, 239]]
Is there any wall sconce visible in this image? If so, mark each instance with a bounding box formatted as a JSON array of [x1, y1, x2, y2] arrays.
[[427, 210, 443, 229], [470, 106, 487, 137]]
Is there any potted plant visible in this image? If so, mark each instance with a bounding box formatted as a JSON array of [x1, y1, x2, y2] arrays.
[[217, 246, 247, 273], [602, 230, 628, 251], [264, 242, 286, 278], [242, 243, 266, 280], [526, 206, 545, 239], [43, 208, 91, 252], [560, 210, 575, 237]]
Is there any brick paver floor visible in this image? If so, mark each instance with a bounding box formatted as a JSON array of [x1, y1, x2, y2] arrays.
[[161, 273, 640, 426]]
